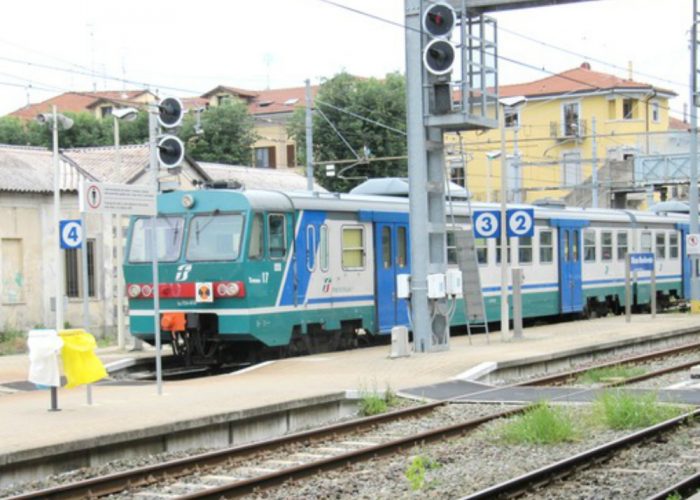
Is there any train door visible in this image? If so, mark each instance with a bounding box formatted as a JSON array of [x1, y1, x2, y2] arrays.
[[555, 222, 586, 313], [374, 221, 411, 333], [677, 223, 691, 299]]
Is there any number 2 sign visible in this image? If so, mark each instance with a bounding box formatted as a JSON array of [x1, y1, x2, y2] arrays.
[[506, 209, 534, 238]]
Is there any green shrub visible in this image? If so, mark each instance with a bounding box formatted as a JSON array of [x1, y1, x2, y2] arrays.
[[577, 365, 646, 384], [405, 454, 440, 491], [594, 390, 685, 430], [359, 393, 388, 416], [0, 330, 26, 355], [498, 402, 578, 444]]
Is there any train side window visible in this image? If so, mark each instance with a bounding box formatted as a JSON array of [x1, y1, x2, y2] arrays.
[[617, 231, 629, 260], [397, 226, 407, 268], [539, 230, 553, 264], [446, 231, 457, 265], [476, 238, 488, 265], [583, 230, 596, 262], [669, 232, 679, 259], [641, 231, 652, 253], [319, 225, 329, 272], [306, 225, 316, 271], [655, 232, 666, 259], [572, 230, 580, 262], [248, 213, 264, 260], [601, 231, 613, 261], [382, 226, 392, 269], [342, 226, 365, 270], [496, 237, 511, 264], [268, 213, 287, 260], [519, 236, 533, 264], [563, 230, 570, 262]]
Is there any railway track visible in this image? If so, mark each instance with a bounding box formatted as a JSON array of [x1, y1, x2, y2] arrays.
[[463, 408, 700, 499], [10, 343, 700, 499]]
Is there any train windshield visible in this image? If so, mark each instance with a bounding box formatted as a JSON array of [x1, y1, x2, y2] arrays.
[[186, 213, 245, 261], [128, 216, 185, 263]]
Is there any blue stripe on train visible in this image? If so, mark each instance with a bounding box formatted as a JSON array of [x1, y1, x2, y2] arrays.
[[279, 210, 327, 306]]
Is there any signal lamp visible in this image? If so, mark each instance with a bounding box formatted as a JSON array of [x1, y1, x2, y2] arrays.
[[157, 97, 184, 129], [423, 39, 455, 76], [422, 2, 456, 38]]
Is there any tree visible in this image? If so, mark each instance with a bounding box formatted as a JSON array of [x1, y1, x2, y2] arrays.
[[0, 116, 28, 145], [288, 72, 407, 192], [180, 99, 258, 165]]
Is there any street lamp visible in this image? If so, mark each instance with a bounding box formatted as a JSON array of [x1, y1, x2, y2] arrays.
[[498, 96, 526, 339], [35, 106, 73, 333], [112, 107, 139, 351]]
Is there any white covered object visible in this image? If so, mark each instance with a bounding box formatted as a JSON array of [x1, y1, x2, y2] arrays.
[[27, 329, 63, 387]]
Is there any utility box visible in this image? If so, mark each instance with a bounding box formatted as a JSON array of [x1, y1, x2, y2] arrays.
[[390, 326, 410, 358], [427, 273, 446, 299], [396, 274, 411, 299], [445, 269, 463, 296]]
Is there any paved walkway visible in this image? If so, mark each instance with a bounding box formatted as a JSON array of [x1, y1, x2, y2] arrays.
[[1, 314, 699, 460]]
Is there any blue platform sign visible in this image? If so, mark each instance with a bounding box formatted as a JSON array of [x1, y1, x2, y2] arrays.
[[506, 208, 535, 238], [59, 219, 83, 249], [629, 252, 655, 272], [472, 210, 501, 239]]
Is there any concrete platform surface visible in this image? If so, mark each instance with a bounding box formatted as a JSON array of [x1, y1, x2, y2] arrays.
[[1, 314, 700, 462]]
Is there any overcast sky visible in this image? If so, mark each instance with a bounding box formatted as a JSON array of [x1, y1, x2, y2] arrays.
[[0, 0, 691, 119]]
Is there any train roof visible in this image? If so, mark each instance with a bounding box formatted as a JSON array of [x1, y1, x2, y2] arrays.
[[168, 188, 689, 227]]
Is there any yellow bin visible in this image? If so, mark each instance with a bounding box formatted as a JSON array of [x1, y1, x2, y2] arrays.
[[58, 329, 107, 388]]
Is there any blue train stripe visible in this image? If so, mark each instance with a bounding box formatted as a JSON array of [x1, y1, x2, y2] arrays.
[[278, 210, 327, 306]]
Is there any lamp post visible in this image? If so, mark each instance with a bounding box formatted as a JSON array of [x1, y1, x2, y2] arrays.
[[112, 108, 139, 350]]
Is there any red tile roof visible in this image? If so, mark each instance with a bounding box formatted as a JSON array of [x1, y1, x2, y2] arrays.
[[669, 116, 690, 131], [9, 90, 151, 120], [500, 63, 676, 98]]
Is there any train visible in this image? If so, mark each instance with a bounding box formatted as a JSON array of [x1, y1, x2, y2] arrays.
[[123, 183, 690, 365]]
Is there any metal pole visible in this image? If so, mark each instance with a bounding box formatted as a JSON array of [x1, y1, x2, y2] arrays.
[[80, 194, 92, 405], [591, 117, 598, 208], [625, 253, 632, 322], [512, 267, 523, 339], [148, 108, 163, 395], [51, 105, 61, 412], [114, 117, 126, 351], [651, 264, 657, 319], [486, 157, 492, 203], [305, 79, 314, 191], [513, 120, 520, 203], [499, 107, 509, 339], [690, 0, 700, 312], [406, 0, 432, 352]]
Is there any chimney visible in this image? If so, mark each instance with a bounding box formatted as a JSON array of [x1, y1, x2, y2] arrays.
[[580, 62, 591, 70], [628, 61, 633, 81]]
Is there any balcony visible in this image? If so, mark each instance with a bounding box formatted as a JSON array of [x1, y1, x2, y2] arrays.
[[549, 119, 588, 142]]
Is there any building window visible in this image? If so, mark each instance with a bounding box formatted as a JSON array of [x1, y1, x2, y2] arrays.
[[217, 94, 231, 105], [583, 230, 596, 262], [518, 236, 532, 264], [267, 214, 287, 260], [1, 238, 24, 304], [617, 231, 629, 260], [65, 239, 96, 298], [254, 146, 276, 168], [623, 98, 637, 120], [607, 99, 616, 119], [539, 230, 553, 264], [100, 106, 113, 118], [562, 152, 582, 187], [656, 232, 666, 259], [562, 102, 580, 136], [286, 144, 296, 167], [342, 226, 365, 270], [601, 231, 613, 261], [651, 101, 660, 123], [670, 233, 679, 259]]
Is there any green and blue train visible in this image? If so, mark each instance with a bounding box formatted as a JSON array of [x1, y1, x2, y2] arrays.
[[123, 185, 690, 364]]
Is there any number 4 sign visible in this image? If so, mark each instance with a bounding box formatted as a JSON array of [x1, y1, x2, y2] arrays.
[[59, 220, 83, 249]]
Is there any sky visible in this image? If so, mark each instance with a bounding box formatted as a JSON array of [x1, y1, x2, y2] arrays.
[[0, 0, 692, 119]]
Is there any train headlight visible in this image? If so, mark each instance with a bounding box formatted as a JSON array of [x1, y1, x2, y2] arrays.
[[127, 284, 141, 298], [182, 194, 195, 209]]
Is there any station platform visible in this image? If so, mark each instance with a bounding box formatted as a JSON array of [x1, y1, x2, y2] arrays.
[[2, 313, 700, 474]]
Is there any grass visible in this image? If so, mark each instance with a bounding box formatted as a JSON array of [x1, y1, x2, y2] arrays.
[[358, 384, 400, 416], [0, 329, 26, 355], [497, 401, 578, 444], [577, 364, 647, 384], [593, 390, 687, 430], [405, 454, 441, 491]]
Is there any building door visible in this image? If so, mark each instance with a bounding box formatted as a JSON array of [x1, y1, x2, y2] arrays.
[[374, 221, 410, 333], [677, 224, 691, 299]]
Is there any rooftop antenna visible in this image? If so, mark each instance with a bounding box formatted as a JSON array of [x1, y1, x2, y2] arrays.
[[87, 22, 96, 91], [264, 53, 273, 90]]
